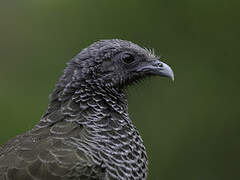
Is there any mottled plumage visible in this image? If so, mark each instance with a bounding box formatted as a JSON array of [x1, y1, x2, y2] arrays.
[[0, 39, 174, 180]]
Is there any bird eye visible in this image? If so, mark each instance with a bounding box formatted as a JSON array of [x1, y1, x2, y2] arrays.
[[121, 54, 135, 64]]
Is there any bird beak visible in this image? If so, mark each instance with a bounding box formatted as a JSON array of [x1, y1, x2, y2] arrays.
[[138, 59, 174, 81]]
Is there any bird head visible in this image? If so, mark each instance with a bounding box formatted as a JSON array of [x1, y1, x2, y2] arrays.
[[61, 39, 174, 91]]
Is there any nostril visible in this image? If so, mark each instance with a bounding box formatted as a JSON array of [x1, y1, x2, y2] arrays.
[[158, 63, 163, 67], [152, 60, 164, 68], [155, 62, 163, 67]]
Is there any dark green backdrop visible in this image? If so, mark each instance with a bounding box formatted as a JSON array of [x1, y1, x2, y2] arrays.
[[0, 0, 239, 179]]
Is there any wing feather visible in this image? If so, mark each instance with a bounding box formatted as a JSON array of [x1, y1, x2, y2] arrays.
[[0, 122, 106, 180]]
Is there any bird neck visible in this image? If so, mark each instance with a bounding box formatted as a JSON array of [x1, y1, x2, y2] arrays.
[[40, 79, 130, 128]]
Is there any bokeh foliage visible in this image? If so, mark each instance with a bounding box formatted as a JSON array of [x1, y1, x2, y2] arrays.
[[0, 0, 239, 179]]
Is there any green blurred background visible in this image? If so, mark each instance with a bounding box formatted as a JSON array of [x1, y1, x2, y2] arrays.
[[0, 0, 239, 179]]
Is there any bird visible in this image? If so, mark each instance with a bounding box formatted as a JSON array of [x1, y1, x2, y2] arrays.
[[0, 39, 174, 180]]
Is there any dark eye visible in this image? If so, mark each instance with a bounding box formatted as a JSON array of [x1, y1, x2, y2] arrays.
[[121, 54, 135, 64]]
